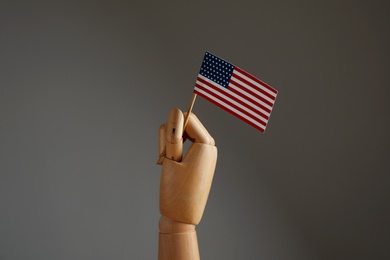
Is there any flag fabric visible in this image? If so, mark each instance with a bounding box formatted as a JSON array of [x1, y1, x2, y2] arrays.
[[194, 52, 278, 133]]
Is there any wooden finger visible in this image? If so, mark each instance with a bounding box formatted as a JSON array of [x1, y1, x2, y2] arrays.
[[184, 113, 215, 145], [157, 124, 166, 165], [165, 108, 184, 161]]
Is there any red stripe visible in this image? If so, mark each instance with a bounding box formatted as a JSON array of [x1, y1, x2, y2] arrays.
[[197, 77, 269, 120], [195, 80, 267, 127], [232, 73, 276, 101], [194, 88, 265, 132], [228, 86, 271, 114], [234, 66, 278, 95], [229, 77, 273, 111]]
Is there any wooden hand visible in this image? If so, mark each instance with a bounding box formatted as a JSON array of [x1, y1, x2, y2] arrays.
[[157, 108, 217, 260]]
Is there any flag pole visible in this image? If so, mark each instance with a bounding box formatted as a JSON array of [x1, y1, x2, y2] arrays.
[[183, 93, 197, 133]]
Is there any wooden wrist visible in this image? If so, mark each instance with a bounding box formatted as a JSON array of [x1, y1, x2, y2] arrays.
[[158, 216, 200, 260], [159, 215, 196, 234]]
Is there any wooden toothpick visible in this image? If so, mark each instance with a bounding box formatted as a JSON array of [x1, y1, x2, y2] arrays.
[[183, 93, 197, 133]]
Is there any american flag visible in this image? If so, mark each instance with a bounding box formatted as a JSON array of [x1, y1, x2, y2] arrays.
[[194, 52, 278, 133]]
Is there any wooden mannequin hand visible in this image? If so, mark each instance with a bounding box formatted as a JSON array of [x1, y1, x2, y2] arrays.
[[157, 108, 217, 259], [157, 108, 218, 225]]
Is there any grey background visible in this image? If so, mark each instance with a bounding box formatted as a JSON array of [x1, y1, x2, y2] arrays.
[[1, 1, 389, 259]]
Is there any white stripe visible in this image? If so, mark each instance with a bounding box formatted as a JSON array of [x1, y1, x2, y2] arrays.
[[227, 83, 273, 111], [233, 70, 277, 98], [195, 79, 268, 124], [198, 75, 271, 117], [230, 74, 275, 104], [194, 86, 266, 130]]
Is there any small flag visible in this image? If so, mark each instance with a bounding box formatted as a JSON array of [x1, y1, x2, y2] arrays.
[[194, 52, 278, 133]]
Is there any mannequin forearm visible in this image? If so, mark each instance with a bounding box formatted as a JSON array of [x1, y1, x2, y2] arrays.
[[158, 216, 200, 260]]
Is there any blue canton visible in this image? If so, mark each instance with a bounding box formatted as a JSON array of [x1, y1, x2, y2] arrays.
[[199, 52, 234, 88]]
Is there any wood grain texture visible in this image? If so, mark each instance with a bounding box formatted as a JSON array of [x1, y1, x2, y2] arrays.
[[158, 109, 217, 259], [160, 143, 217, 224], [159, 231, 200, 260]]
